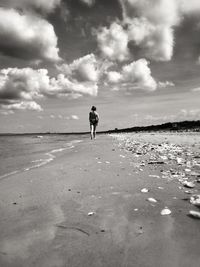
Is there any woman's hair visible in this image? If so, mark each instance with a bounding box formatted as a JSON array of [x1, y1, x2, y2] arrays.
[[91, 106, 96, 111]]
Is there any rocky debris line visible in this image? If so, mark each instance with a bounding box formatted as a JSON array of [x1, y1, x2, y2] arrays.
[[110, 133, 200, 219]]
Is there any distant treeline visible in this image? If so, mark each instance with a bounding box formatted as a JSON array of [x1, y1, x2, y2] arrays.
[[1, 120, 200, 136], [103, 120, 200, 134]]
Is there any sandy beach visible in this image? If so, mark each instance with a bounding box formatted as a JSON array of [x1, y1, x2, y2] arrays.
[[0, 132, 200, 267]]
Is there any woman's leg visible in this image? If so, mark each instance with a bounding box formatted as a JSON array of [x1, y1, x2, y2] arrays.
[[90, 124, 94, 139], [93, 124, 97, 139]]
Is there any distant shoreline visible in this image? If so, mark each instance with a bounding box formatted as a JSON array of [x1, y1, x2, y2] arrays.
[[0, 120, 200, 136]]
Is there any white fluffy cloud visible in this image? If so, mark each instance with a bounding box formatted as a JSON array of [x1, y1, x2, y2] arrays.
[[118, 0, 200, 62], [0, 8, 60, 62], [127, 18, 174, 61], [58, 54, 99, 82], [0, 68, 49, 102], [158, 81, 175, 88], [107, 71, 122, 84], [1, 101, 42, 112], [0, 67, 98, 112], [95, 0, 200, 63], [119, 0, 179, 61], [96, 22, 130, 62], [49, 74, 98, 97], [107, 59, 157, 91]]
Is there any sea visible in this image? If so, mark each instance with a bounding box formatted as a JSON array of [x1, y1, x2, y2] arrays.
[[0, 134, 85, 179]]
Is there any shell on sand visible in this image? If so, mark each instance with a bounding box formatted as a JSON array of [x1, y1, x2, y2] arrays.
[[161, 208, 171, 215], [147, 197, 157, 203], [141, 188, 149, 193]]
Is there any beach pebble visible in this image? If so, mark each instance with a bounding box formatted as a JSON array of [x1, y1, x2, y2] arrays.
[[182, 181, 195, 188], [147, 197, 157, 203], [190, 195, 200, 207], [134, 208, 138, 211], [149, 175, 160, 178], [184, 190, 193, 194], [177, 157, 184, 165], [141, 188, 149, 193], [161, 207, 171, 215], [190, 171, 200, 177], [160, 155, 168, 161], [88, 212, 95, 216], [189, 210, 200, 219]]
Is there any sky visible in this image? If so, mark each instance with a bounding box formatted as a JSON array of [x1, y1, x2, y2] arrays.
[[0, 0, 200, 133]]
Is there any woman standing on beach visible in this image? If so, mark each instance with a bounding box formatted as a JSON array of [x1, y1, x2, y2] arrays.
[[89, 106, 99, 139]]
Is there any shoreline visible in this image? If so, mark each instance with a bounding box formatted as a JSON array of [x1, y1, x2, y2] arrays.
[[0, 133, 200, 267], [0, 136, 84, 180]]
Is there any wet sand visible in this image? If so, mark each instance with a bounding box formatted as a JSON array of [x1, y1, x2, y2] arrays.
[[0, 133, 200, 267]]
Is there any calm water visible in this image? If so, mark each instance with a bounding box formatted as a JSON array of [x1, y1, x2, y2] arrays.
[[0, 134, 85, 179]]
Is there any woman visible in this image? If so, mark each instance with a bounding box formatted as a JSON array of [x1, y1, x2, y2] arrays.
[[89, 106, 99, 139]]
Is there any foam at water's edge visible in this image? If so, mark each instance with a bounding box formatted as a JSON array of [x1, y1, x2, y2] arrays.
[[0, 170, 19, 180], [24, 139, 83, 171], [0, 139, 83, 180]]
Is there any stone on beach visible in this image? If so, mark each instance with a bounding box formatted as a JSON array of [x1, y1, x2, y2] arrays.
[[161, 208, 171, 215], [182, 181, 195, 188], [189, 210, 200, 219], [147, 197, 157, 203], [141, 188, 149, 193], [88, 212, 96, 216], [190, 195, 200, 207]]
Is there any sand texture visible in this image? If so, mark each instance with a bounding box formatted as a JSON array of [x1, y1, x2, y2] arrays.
[[0, 133, 200, 267]]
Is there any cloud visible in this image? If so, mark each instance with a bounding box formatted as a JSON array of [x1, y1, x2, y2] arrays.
[[94, 1, 179, 62], [58, 54, 99, 82], [179, 0, 200, 15], [0, 68, 48, 104], [80, 0, 95, 7], [117, 0, 200, 62], [1, 101, 42, 111], [192, 87, 200, 92], [49, 74, 98, 97], [0, 66, 98, 112], [158, 81, 175, 88], [1, 0, 61, 14], [179, 108, 200, 118], [107, 59, 157, 91], [95, 22, 130, 62], [0, 8, 60, 62], [107, 71, 122, 84], [71, 115, 79, 120], [127, 18, 174, 61], [0, 110, 14, 115], [119, 0, 180, 61]]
